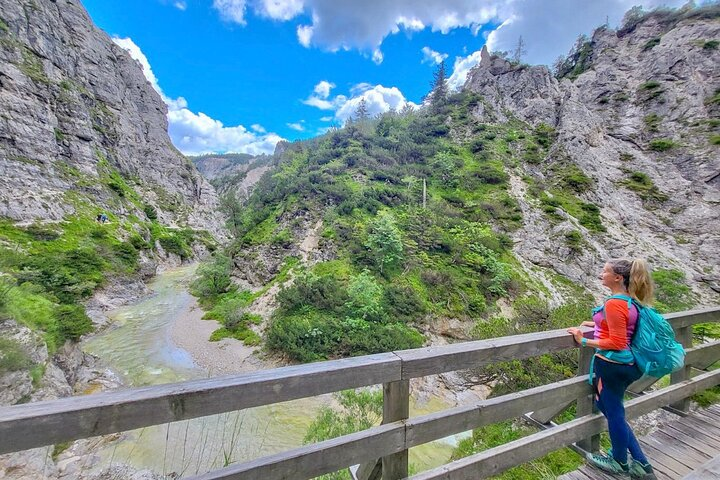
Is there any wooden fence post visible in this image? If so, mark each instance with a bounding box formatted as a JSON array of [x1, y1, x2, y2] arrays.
[[382, 380, 409, 480], [670, 326, 693, 413], [576, 346, 599, 452]]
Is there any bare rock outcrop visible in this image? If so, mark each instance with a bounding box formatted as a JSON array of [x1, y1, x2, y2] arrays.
[[0, 0, 226, 239], [464, 12, 720, 304]]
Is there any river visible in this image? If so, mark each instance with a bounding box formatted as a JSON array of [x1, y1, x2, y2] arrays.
[[82, 265, 459, 477]]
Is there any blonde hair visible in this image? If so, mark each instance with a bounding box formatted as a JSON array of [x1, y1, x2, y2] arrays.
[[608, 258, 654, 305]]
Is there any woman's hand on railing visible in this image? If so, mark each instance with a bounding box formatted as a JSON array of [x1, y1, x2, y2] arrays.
[[567, 327, 584, 345]]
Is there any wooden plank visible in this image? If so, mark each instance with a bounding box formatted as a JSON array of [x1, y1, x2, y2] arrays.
[[682, 456, 720, 479], [671, 326, 693, 412], [642, 434, 703, 469], [382, 380, 409, 480], [676, 415, 720, 446], [405, 377, 589, 448], [652, 431, 713, 463], [685, 341, 720, 370], [575, 347, 599, 452], [666, 422, 720, 452], [665, 307, 720, 330], [189, 422, 405, 480], [406, 369, 720, 480], [0, 353, 401, 455], [653, 427, 718, 459], [396, 329, 584, 379], [638, 440, 691, 477]]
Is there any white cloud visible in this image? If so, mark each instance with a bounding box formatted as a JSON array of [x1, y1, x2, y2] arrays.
[[303, 81, 417, 123], [213, 0, 248, 25], [313, 80, 335, 99], [114, 36, 284, 155], [421, 46, 448, 65], [257, 0, 304, 20], [447, 48, 484, 91], [483, 0, 687, 66], [173, 1, 187, 11], [372, 49, 384, 65], [297, 24, 314, 47], [251, 124, 266, 133], [287, 122, 305, 131]]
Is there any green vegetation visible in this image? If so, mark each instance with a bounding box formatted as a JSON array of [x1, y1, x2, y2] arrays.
[[705, 89, 720, 106], [642, 37, 661, 51], [643, 113, 662, 132], [222, 93, 535, 361], [710, 134, 720, 145], [452, 420, 583, 479], [304, 389, 384, 480], [472, 295, 593, 395], [620, 171, 668, 205], [703, 39, 719, 50], [648, 138, 676, 151], [652, 268, 694, 313], [0, 337, 33, 374]]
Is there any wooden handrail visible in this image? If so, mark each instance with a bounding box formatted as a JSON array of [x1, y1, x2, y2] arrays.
[[0, 307, 718, 479]]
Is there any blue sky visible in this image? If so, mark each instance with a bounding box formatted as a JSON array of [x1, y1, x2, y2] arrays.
[[82, 0, 684, 156]]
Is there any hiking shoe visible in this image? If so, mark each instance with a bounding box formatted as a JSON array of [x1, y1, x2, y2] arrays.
[[586, 452, 629, 475], [629, 460, 657, 479]]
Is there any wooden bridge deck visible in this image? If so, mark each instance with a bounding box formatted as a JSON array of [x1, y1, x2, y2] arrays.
[[559, 403, 720, 480]]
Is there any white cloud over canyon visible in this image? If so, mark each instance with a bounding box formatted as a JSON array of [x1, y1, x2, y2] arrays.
[[113, 37, 284, 156]]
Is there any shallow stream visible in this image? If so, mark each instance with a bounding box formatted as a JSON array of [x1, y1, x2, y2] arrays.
[[82, 265, 458, 477]]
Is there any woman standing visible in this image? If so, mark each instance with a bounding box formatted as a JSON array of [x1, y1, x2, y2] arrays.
[[567, 259, 657, 479]]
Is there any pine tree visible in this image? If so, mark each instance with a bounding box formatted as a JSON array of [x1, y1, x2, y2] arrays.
[[354, 98, 369, 122], [429, 60, 448, 110], [512, 36, 527, 64]]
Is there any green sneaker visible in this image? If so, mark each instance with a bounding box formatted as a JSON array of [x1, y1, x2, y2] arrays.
[[586, 452, 630, 475], [629, 460, 657, 479]]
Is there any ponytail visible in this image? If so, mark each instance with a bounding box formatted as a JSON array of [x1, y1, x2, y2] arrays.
[[608, 258, 655, 305], [629, 258, 654, 305]]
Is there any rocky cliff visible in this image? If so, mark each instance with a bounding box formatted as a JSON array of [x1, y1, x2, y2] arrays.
[[0, 0, 225, 237], [464, 7, 720, 303]]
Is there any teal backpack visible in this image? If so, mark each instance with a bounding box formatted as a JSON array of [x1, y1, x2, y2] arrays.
[[599, 294, 686, 378]]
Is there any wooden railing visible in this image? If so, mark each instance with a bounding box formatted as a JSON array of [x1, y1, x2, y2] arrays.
[[1, 307, 719, 479]]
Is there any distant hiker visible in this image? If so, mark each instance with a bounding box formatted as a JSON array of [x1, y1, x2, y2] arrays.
[[96, 213, 108, 223], [96, 214, 102, 223], [567, 259, 657, 479]]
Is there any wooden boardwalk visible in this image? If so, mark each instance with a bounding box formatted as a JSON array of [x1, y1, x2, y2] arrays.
[[559, 404, 720, 480]]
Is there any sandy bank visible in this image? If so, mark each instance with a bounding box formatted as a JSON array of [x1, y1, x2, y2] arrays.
[[169, 297, 270, 376]]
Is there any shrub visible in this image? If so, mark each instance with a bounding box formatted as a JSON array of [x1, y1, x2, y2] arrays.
[[620, 170, 668, 205], [579, 202, 605, 232], [0, 338, 33, 374], [564, 230, 583, 252], [649, 138, 675, 151], [143, 204, 158, 220], [710, 134, 720, 145], [639, 81, 661, 90], [642, 37, 661, 51], [473, 164, 508, 185], [277, 271, 348, 314], [703, 40, 719, 50], [191, 254, 234, 299], [55, 304, 93, 342], [652, 268, 694, 313], [159, 234, 191, 259], [643, 113, 662, 132], [560, 165, 592, 192], [534, 123, 556, 148]]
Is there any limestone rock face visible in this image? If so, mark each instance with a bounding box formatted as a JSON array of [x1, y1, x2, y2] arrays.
[[464, 14, 720, 304], [0, 0, 225, 239]]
